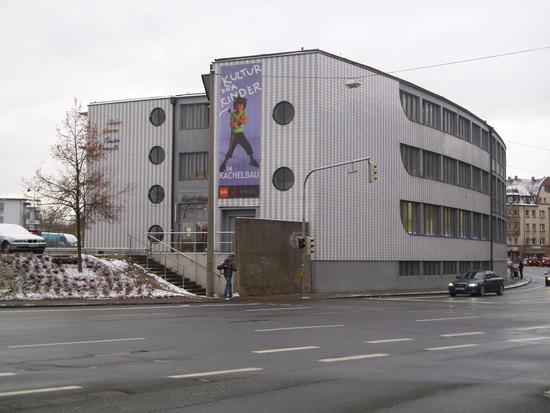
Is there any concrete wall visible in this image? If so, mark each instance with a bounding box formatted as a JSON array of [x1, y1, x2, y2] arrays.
[[235, 218, 307, 296]]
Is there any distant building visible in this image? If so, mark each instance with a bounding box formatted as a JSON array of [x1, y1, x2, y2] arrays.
[[86, 49, 508, 293], [0, 197, 41, 229], [506, 176, 550, 260]]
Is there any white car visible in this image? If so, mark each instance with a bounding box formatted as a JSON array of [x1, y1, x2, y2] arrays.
[[0, 224, 46, 254]]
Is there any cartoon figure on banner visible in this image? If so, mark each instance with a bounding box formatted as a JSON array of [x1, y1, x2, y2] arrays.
[[219, 96, 259, 172]]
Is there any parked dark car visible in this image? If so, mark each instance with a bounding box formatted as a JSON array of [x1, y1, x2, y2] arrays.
[[448, 271, 504, 296], [545, 271, 550, 287]]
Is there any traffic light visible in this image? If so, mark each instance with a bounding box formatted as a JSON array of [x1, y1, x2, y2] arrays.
[[305, 236, 315, 255], [298, 236, 306, 250], [368, 161, 378, 183]]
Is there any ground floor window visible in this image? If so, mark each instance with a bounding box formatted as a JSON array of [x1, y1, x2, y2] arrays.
[[177, 203, 207, 252]]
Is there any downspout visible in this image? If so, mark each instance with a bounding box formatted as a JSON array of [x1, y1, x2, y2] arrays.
[[489, 126, 494, 270], [170, 97, 177, 245]]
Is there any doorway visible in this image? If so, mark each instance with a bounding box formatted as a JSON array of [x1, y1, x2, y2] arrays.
[[221, 209, 256, 252]]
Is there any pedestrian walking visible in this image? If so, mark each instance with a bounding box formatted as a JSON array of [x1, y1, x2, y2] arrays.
[[218, 254, 237, 300], [519, 260, 524, 280]]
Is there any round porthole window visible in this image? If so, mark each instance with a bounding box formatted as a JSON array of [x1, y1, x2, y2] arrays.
[[147, 225, 164, 242], [149, 107, 166, 126], [272, 167, 295, 191], [272, 101, 295, 125], [149, 146, 165, 165], [148, 185, 165, 204]]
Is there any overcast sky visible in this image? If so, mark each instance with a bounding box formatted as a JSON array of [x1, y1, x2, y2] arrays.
[[1, 0, 549, 197]]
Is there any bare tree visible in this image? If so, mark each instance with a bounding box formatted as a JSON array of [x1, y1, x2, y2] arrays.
[[27, 99, 123, 272]]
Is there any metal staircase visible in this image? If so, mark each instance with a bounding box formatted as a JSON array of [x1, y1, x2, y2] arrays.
[[128, 255, 206, 296]]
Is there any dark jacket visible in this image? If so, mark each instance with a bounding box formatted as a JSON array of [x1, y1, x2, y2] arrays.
[[219, 258, 237, 278]]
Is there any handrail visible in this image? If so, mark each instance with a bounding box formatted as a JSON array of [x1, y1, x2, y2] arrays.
[[147, 234, 208, 271]]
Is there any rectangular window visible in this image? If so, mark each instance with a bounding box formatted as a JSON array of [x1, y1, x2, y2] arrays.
[[540, 224, 545, 232], [423, 261, 440, 275], [458, 162, 471, 188], [459, 261, 471, 273], [443, 261, 457, 274], [482, 171, 490, 195], [400, 91, 420, 122], [400, 144, 422, 176], [443, 207, 457, 237], [532, 223, 536, 231], [442, 108, 457, 135], [481, 214, 490, 240], [472, 261, 484, 271], [180, 103, 209, 129], [424, 204, 441, 236], [542, 238, 546, 245], [526, 238, 530, 245], [471, 167, 481, 192], [399, 261, 421, 276], [179, 152, 208, 180], [481, 129, 489, 152], [532, 210, 537, 217], [442, 156, 457, 185], [422, 150, 441, 180], [458, 116, 471, 141], [526, 223, 530, 232], [422, 100, 441, 129], [540, 210, 545, 218], [458, 210, 471, 239], [400, 201, 423, 235], [472, 212, 482, 240], [472, 123, 481, 147]]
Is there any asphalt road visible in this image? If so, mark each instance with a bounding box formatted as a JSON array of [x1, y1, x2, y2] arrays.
[[1, 267, 549, 413]]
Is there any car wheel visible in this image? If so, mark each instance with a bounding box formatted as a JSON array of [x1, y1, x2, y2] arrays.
[[479, 285, 485, 296], [1, 242, 9, 254], [497, 284, 504, 295]]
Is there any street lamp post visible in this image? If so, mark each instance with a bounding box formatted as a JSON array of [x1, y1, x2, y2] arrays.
[[300, 156, 372, 297]]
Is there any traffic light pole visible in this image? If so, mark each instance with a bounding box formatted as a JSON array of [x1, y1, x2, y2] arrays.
[[301, 156, 372, 298]]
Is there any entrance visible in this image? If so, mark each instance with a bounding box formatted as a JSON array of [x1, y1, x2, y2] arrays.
[[221, 209, 256, 252]]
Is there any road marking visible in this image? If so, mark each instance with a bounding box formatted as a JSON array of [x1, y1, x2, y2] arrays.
[[0, 372, 16, 377], [246, 306, 310, 312], [365, 338, 413, 344], [168, 367, 263, 379], [508, 336, 550, 343], [255, 324, 344, 332], [441, 332, 486, 337], [319, 353, 388, 363], [513, 325, 550, 331], [0, 385, 82, 398], [416, 316, 478, 322], [425, 344, 479, 351], [0, 303, 262, 314], [10, 337, 145, 349], [89, 313, 169, 318], [253, 346, 320, 354]]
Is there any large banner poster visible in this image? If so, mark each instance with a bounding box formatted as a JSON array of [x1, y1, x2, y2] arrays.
[[218, 63, 262, 198]]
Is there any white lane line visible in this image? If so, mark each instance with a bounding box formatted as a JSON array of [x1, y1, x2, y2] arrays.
[[441, 332, 486, 338], [246, 306, 310, 312], [514, 325, 550, 331], [253, 346, 320, 354], [93, 352, 130, 357], [168, 367, 263, 379], [365, 338, 413, 344], [0, 372, 17, 377], [319, 353, 388, 363], [508, 336, 550, 343], [416, 316, 478, 322], [425, 344, 479, 351], [89, 313, 169, 318], [0, 303, 262, 314], [10, 337, 145, 349], [255, 324, 344, 332], [0, 385, 82, 398]]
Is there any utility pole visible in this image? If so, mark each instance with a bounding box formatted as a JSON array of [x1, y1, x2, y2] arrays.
[[301, 156, 373, 297]]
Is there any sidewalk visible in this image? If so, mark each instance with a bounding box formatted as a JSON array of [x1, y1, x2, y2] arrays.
[[0, 279, 532, 308]]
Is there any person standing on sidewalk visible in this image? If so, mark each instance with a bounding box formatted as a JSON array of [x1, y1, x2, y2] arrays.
[[218, 254, 237, 300], [519, 259, 524, 280]]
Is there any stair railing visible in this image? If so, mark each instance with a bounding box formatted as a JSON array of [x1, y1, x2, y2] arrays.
[[127, 234, 151, 270]]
